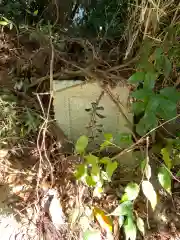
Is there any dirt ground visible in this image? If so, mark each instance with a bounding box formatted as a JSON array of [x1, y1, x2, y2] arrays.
[[0, 30, 180, 240]]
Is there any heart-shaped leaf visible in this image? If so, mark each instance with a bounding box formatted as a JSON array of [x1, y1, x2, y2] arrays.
[[125, 182, 140, 200]]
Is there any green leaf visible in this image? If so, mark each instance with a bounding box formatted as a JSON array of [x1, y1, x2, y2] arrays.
[[142, 181, 157, 210], [75, 135, 88, 154], [86, 154, 98, 165], [86, 175, 96, 186], [136, 112, 157, 136], [118, 133, 133, 146], [124, 217, 137, 240], [0, 21, 9, 26], [132, 102, 146, 115], [106, 161, 118, 179], [100, 133, 113, 150], [144, 72, 157, 89], [100, 140, 113, 150], [157, 97, 177, 120], [104, 133, 113, 141], [161, 148, 172, 169], [121, 193, 129, 202], [128, 72, 145, 84], [33, 10, 38, 16], [158, 166, 171, 194], [75, 164, 86, 179], [110, 201, 133, 216], [125, 182, 140, 200], [131, 89, 154, 100], [100, 157, 111, 164], [83, 230, 101, 240], [136, 217, 145, 236], [145, 96, 160, 112], [160, 87, 180, 103]]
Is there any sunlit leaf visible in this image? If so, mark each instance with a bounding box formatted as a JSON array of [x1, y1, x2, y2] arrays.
[[119, 216, 124, 228], [121, 193, 129, 202], [106, 161, 118, 179], [75, 164, 86, 179], [86, 175, 96, 186], [86, 154, 98, 165], [125, 182, 140, 200], [83, 230, 101, 240], [0, 21, 9, 26], [110, 201, 133, 216], [145, 163, 151, 180], [128, 72, 145, 84], [158, 166, 171, 194], [161, 148, 172, 169], [93, 207, 113, 232], [75, 135, 88, 154], [124, 217, 137, 240], [142, 181, 157, 210], [100, 157, 111, 164], [136, 217, 145, 236], [33, 10, 38, 16]]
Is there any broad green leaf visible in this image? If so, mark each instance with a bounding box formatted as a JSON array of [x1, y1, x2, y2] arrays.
[[158, 166, 171, 194], [125, 182, 140, 200], [157, 97, 177, 120], [131, 89, 154, 100], [145, 96, 160, 112], [132, 102, 146, 115], [86, 175, 96, 186], [160, 87, 180, 103], [136, 112, 157, 136], [106, 161, 118, 179], [75, 164, 86, 179], [85, 154, 98, 165], [142, 181, 157, 210], [83, 230, 101, 240], [75, 135, 88, 154], [161, 148, 172, 170], [91, 164, 100, 176], [124, 217, 137, 240], [144, 72, 157, 89], [100, 157, 111, 164], [128, 72, 145, 84], [136, 217, 145, 236], [110, 201, 133, 216], [0, 21, 9, 26], [93, 207, 113, 232], [119, 216, 124, 228]]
